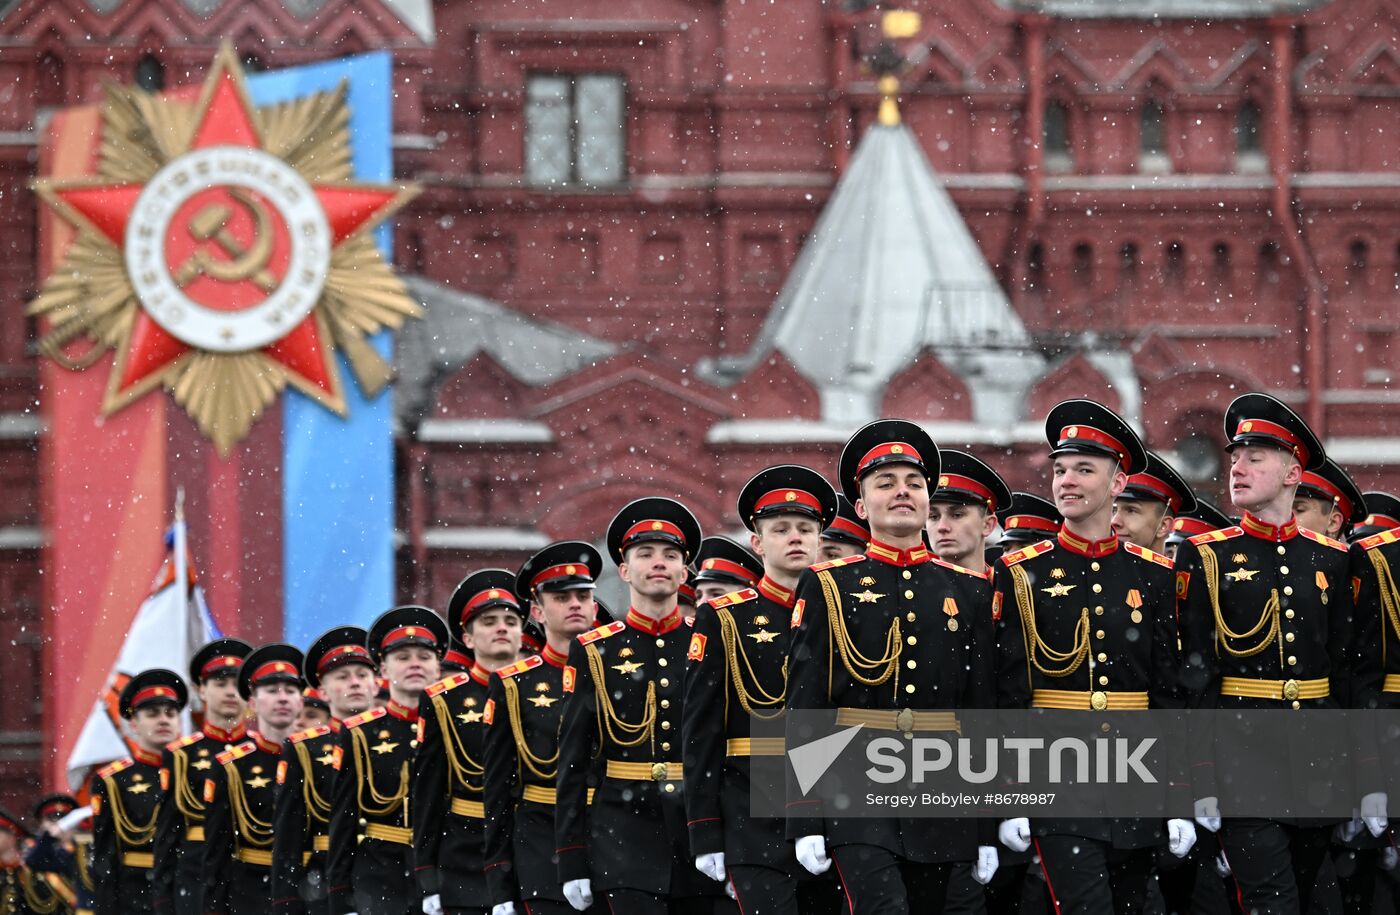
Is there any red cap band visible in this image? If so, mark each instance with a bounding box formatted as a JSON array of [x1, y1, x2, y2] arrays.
[[752, 488, 823, 516], [622, 519, 685, 547], [1126, 473, 1181, 512], [1058, 425, 1128, 463], [1299, 471, 1351, 518], [199, 655, 243, 679], [1004, 515, 1060, 533], [380, 625, 438, 650], [678, 582, 697, 603], [1172, 516, 1218, 537], [463, 588, 521, 622], [131, 686, 177, 707], [250, 660, 299, 683], [1234, 418, 1309, 465], [825, 516, 870, 542], [935, 473, 997, 509], [530, 563, 594, 589], [443, 648, 472, 668], [856, 442, 923, 479], [1363, 513, 1400, 530], [317, 643, 372, 672], [697, 557, 761, 585]]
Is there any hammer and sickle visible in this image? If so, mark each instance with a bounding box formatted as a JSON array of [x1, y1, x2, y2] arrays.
[[172, 188, 279, 293]]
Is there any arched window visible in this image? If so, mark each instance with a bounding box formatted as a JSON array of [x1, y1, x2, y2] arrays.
[[1236, 101, 1266, 171], [1212, 242, 1231, 286], [135, 54, 164, 92], [1072, 243, 1094, 289], [1164, 240, 1186, 289], [1119, 242, 1140, 287], [1258, 242, 1282, 290], [241, 52, 265, 73], [1043, 102, 1072, 172], [1027, 242, 1046, 295], [36, 52, 65, 111], [1348, 239, 1369, 288], [1139, 99, 1170, 172]]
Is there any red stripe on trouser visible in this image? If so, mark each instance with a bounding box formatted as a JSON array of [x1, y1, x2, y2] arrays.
[[1033, 837, 1061, 914], [832, 853, 857, 915]]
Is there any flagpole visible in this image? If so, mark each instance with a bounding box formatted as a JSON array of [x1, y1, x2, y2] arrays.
[[172, 486, 194, 726]]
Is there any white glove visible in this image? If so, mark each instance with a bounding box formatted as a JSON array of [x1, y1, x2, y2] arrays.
[[1381, 846, 1398, 872], [795, 834, 831, 875], [695, 851, 726, 883], [997, 818, 1031, 853], [725, 879, 737, 900], [563, 879, 593, 912], [1214, 850, 1232, 878], [973, 845, 999, 885], [1361, 792, 1389, 837], [1193, 796, 1221, 833], [490, 904, 516, 915], [422, 896, 443, 915], [1167, 819, 1197, 858], [1337, 816, 1366, 843]]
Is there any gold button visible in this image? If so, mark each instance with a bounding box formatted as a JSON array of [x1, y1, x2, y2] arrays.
[[1285, 632, 1295, 643], [661, 721, 671, 730], [660, 699, 670, 709], [906, 660, 917, 669], [1099, 675, 1109, 686], [1092, 583, 1102, 594], [358, 818, 367, 826], [656, 638, 665, 648], [660, 678, 670, 688], [904, 590, 914, 599], [1287, 656, 1297, 666], [664, 783, 676, 793], [1280, 566, 1289, 575], [657, 658, 668, 667], [1097, 652, 1108, 662], [1091, 561, 1100, 572], [1096, 630, 1106, 640], [903, 570, 912, 580], [1100, 722, 1111, 733], [662, 742, 672, 751], [907, 613, 916, 622], [1094, 606, 1105, 616], [1291, 701, 1301, 710], [1283, 586, 1293, 596], [409, 740, 418, 748], [905, 684, 916, 694], [1285, 609, 1295, 620], [906, 636, 918, 646]]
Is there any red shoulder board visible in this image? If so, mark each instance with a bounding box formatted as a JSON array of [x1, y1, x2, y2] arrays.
[[1298, 528, 1348, 552], [1123, 542, 1173, 568], [288, 725, 332, 745], [1359, 529, 1400, 551], [426, 672, 472, 697], [498, 655, 543, 679], [811, 555, 865, 573], [931, 557, 990, 579], [166, 733, 202, 752], [579, 620, 626, 645], [708, 588, 758, 609], [96, 758, 133, 779], [216, 741, 255, 766], [1188, 527, 1243, 546], [343, 707, 388, 730], [1003, 540, 1055, 567]]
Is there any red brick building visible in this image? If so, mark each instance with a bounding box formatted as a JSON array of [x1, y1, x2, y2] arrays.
[[0, 0, 1396, 804]]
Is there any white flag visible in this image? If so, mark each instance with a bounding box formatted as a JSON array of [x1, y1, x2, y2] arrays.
[[64, 511, 219, 790]]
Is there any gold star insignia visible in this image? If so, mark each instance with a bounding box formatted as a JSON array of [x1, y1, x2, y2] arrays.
[[371, 741, 400, 755], [316, 752, 336, 766], [612, 660, 644, 675], [456, 710, 483, 725], [1041, 582, 1077, 597], [1049, 568, 1066, 580], [851, 590, 886, 603], [1224, 568, 1259, 582], [527, 695, 559, 708], [748, 630, 779, 643], [246, 775, 271, 789], [126, 782, 151, 794], [193, 759, 213, 770]]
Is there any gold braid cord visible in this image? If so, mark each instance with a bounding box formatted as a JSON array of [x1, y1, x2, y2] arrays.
[[223, 762, 273, 850], [292, 741, 332, 827], [585, 644, 657, 753], [99, 774, 156, 850], [350, 728, 409, 819], [1367, 550, 1400, 666], [717, 609, 786, 721], [171, 749, 206, 822], [17, 870, 63, 915], [75, 838, 94, 891], [1200, 545, 1280, 659], [817, 570, 902, 698], [430, 694, 485, 792], [502, 679, 559, 781], [1010, 565, 1090, 679]]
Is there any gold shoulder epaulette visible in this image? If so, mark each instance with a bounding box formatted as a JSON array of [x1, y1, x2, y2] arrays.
[[216, 741, 255, 766], [425, 672, 472, 697], [288, 725, 332, 745], [166, 733, 202, 752], [931, 557, 989, 578], [1123, 542, 1173, 568], [1299, 528, 1348, 552], [811, 555, 865, 572], [579, 620, 626, 645], [708, 588, 758, 608], [96, 758, 132, 779], [343, 707, 387, 729], [497, 655, 543, 679], [1359, 529, 1400, 551], [1188, 526, 1243, 545], [1003, 540, 1054, 566]]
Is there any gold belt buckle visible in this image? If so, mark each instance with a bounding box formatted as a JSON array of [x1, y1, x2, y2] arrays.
[[651, 762, 668, 782], [1282, 679, 1299, 701], [895, 708, 915, 737], [1090, 690, 1108, 711]]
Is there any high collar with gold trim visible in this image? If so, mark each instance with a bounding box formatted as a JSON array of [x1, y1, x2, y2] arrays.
[[757, 576, 796, 608], [250, 731, 282, 755], [625, 606, 684, 635], [865, 538, 932, 567], [468, 664, 491, 687], [541, 643, 569, 669], [203, 721, 247, 743], [328, 718, 343, 733], [385, 699, 419, 723], [1057, 528, 1119, 558], [1241, 512, 1299, 542], [133, 746, 162, 767]]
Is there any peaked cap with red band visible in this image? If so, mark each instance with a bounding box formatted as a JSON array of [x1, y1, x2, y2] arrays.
[[303, 625, 374, 688], [1119, 450, 1198, 515], [737, 464, 837, 531], [693, 536, 764, 588], [1166, 497, 1234, 547], [1351, 490, 1400, 542], [188, 637, 254, 686], [933, 450, 1012, 514], [119, 668, 188, 719], [1045, 399, 1148, 476], [238, 642, 306, 699], [448, 569, 525, 645], [368, 605, 449, 664], [607, 497, 702, 565], [1296, 457, 1367, 527], [516, 542, 602, 600], [838, 419, 940, 503], [995, 491, 1063, 547], [1224, 392, 1325, 472], [823, 494, 871, 548]]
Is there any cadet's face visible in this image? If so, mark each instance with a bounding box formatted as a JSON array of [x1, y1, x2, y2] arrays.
[[751, 515, 821, 576], [131, 703, 180, 748], [381, 646, 440, 696], [0, 831, 16, 865], [695, 581, 737, 603], [252, 681, 302, 730], [856, 466, 929, 538], [926, 502, 995, 566], [1111, 498, 1169, 549], [198, 674, 245, 722], [533, 589, 598, 641], [465, 609, 523, 664], [618, 543, 687, 600], [1229, 446, 1300, 511], [1292, 497, 1342, 537], [294, 705, 332, 731], [318, 663, 375, 718], [1052, 455, 1124, 523], [818, 538, 865, 562]]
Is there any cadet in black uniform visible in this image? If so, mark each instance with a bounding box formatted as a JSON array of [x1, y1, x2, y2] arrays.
[[1294, 458, 1367, 544], [683, 465, 838, 914], [0, 806, 71, 915], [203, 644, 306, 915], [1111, 450, 1197, 554], [555, 497, 715, 914], [483, 542, 604, 915], [818, 495, 870, 563], [327, 607, 446, 915], [414, 570, 525, 915], [24, 793, 86, 914], [1176, 393, 1382, 915], [153, 638, 253, 915], [691, 537, 763, 605], [995, 493, 1062, 552], [785, 421, 1000, 915], [272, 627, 378, 915], [992, 401, 1195, 915], [1164, 497, 1232, 562], [91, 669, 187, 915], [1351, 491, 1400, 542]]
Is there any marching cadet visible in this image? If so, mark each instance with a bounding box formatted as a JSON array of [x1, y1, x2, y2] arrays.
[[679, 569, 700, 620], [993, 400, 1195, 915], [24, 794, 86, 914], [993, 492, 1062, 551], [1350, 490, 1400, 542], [327, 607, 445, 915], [271, 627, 378, 915], [203, 643, 306, 914], [154, 638, 253, 915], [440, 640, 474, 676], [1176, 393, 1383, 915], [927, 450, 1011, 577], [297, 689, 333, 731], [785, 421, 1000, 914], [0, 806, 70, 915], [555, 497, 717, 914], [414, 571, 526, 915], [1163, 496, 1232, 562], [817, 494, 869, 563], [91, 668, 186, 915], [1293, 457, 1368, 543], [692, 536, 764, 604], [483, 542, 603, 915], [1111, 450, 1198, 554], [683, 465, 838, 914]]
